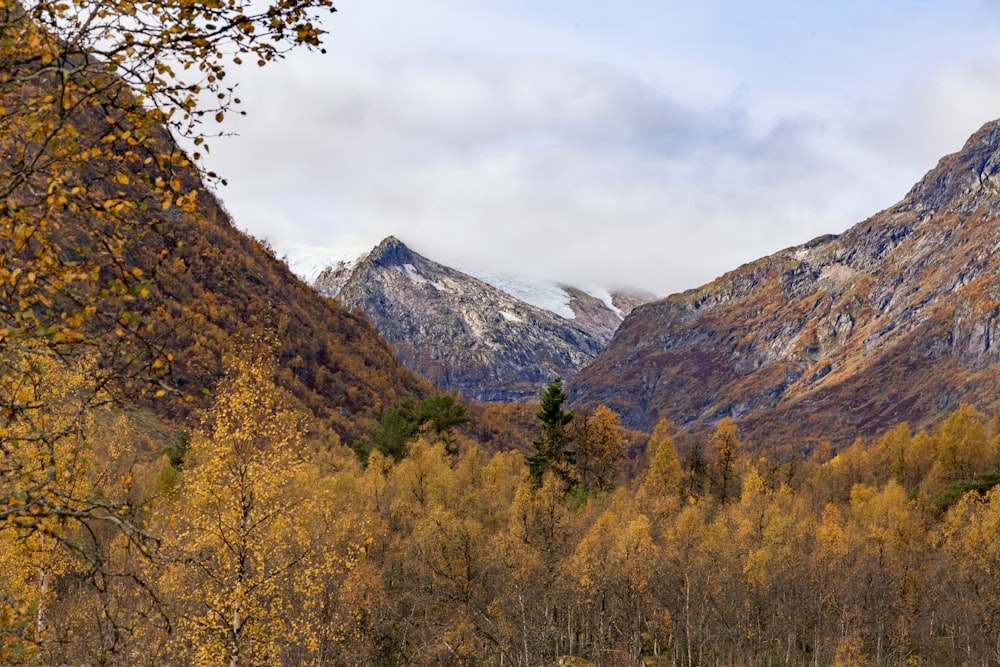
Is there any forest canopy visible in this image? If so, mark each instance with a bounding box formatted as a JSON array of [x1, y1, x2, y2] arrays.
[[5, 351, 1000, 665]]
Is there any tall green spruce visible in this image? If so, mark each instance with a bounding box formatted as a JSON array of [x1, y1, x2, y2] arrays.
[[526, 377, 575, 485]]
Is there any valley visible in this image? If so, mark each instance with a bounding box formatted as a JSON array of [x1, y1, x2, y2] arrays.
[[6, 2, 1000, 665]]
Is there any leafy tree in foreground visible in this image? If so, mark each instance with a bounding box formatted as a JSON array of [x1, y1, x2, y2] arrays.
[[0, 0, 338, 518], [1, 0, 336, 658], [0, 352, 163, 665], [154, 351, 365, 666]]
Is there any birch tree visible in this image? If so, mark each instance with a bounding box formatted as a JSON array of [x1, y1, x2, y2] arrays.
[[156, 351, 364, 667], [1, 0, 337, 548]]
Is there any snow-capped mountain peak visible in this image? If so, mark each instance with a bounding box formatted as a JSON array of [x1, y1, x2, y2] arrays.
[[303, 236, 656, 401]]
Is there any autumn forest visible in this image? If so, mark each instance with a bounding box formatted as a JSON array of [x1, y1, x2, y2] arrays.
[[6, 0, 1000, 665], [7, 346, 1000, 666]]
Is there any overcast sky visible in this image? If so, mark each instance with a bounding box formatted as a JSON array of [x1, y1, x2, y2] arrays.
[[204, 0, 1000, 296]]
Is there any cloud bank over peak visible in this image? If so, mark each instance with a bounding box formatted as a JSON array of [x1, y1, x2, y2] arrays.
[[208, 2, 1000, 295]]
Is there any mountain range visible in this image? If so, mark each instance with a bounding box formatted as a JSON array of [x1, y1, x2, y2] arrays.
[[569, 119, 1000, 447], [310, 237, 654, 402], [34, 46, 1000, 454]]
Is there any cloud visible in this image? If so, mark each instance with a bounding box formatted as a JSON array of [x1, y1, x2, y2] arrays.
[[851, 60, 1000, 167], [207, 37, 1000, 296]]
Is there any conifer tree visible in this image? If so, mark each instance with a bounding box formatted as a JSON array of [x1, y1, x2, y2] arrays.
[[357, 394, 468, 464], [526, 377, 574, 485]]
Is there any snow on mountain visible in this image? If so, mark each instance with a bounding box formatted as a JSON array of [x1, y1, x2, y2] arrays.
[[576, 285, 624, 319], [397, 263, 444, 290], [285, 236, 657, 402], [458, 269, 635, 321], [310, 236, 612, 402], [281, 243, 655, 322], [462, 269, 578, 319], [277, 241, 367, 284]]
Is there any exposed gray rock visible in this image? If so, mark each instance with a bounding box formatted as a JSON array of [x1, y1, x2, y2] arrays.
[[569, 118, 1000, 446], [313, 237, 653, 402]]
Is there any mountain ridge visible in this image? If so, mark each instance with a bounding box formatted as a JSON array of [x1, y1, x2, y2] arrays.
[[569, 118, 1000, 447], [313, 237, 654, 402]]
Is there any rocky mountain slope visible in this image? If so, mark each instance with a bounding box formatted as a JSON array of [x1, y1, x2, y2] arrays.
[[0, 86, 431, 445], [569, 119, 1000, 447], [138, 204, 433, 443], [313, 237, 652, 402]]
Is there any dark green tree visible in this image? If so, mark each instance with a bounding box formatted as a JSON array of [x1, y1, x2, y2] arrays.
[[355, 394, 468, 464], [415, 394, 469, 455], [366, 398, 418, 463], [526, 377, 575, 485]]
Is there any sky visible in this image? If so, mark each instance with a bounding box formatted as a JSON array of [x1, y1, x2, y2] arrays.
[[204, 0, 1000, 296]]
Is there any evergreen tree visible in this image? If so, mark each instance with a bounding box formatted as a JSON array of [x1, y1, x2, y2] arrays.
[[415, 394, 469, 456], [367, 398, 419, 463], [526, 378, 574, 485], [356, 395, 468, 463]]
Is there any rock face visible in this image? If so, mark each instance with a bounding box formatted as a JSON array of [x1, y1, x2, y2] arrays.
[[314, 237, 650, 402], [569, 119, 1000, 447]]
